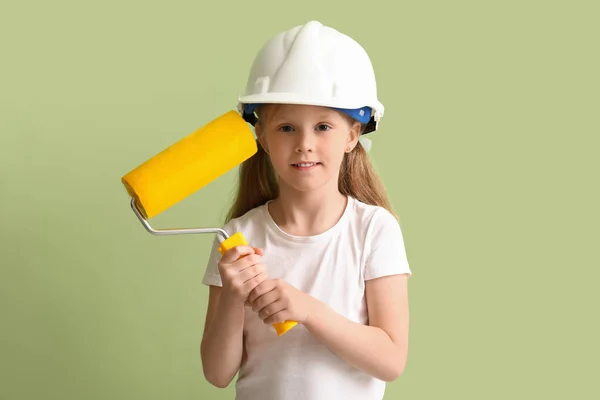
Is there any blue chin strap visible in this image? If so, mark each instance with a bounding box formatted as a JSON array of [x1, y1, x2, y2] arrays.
[[241, 103, 376, 134]]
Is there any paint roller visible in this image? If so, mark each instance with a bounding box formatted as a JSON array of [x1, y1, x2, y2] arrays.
[[120, 110, 298, 336]]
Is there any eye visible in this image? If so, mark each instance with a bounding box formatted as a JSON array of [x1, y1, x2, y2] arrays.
[[316, 124, 332, 131], [278, 125, 294, 133]]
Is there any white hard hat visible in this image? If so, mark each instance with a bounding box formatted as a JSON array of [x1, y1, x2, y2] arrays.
[[238, 20, 384, 134]]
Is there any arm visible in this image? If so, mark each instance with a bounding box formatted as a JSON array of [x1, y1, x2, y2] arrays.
[[200, 245, 267, 388], [303, 273, 410, 382], [248, 209, 411, 381], [200, 285, 245, 388]]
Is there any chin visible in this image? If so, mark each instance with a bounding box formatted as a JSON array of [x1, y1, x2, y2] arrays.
[[274, 162, 341, 193], [288, 182, 325, 192], [280, 175, 336, 193]]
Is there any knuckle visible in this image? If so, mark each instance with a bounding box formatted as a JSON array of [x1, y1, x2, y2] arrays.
[[248, 288, 257, 299], [245, 267, 257, 280], [229, 245, 250, 260], [221, 272, 232, 282], [227, 247, 241, 259], [250, 277, 261, 289], [257, 273, 268, 284], [260, 306, 269, 318], [250, 254, 262, 264]]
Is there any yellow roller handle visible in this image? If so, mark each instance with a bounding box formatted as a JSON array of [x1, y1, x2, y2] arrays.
[[218, 232, 298, 336]]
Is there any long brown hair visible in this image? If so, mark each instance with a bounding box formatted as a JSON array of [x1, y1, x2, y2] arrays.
[[225, 106, 396, 222]]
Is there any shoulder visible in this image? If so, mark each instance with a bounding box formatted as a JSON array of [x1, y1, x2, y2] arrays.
[[348, 197, 401, 237], [221, 203, 269, 236], [348, 198, 412, 279], [347, 197, 406, 255]]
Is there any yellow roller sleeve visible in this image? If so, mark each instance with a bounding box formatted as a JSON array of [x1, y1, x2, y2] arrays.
[[121, 110, 257, 219], [218, 232, 298, 336]]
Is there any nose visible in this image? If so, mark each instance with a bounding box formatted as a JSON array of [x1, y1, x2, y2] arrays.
[[295, 129, 315, 153]]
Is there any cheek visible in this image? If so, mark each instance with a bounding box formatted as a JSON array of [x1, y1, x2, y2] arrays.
[[265, 132, 286, 150], [270, 153, 288, 170], [323, 136, 348, 160], [265, 136, 290, 167]]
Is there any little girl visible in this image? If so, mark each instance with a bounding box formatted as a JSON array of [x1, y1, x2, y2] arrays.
[[200, 21, 412, 400]]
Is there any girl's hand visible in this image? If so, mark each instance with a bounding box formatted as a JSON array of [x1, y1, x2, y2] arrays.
[[218, 246, 268, 303], [247, 279, 317, 325]]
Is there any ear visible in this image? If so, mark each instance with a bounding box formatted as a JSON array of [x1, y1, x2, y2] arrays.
[[345, 121, 361, 153], [255, 122, 269, 155]]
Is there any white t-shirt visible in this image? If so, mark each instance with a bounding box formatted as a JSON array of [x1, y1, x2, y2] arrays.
[[202, 196, 412, 400]]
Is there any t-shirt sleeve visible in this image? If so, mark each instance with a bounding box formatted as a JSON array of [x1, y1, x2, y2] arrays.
[[364, 208, 412, 280], [201, 234, 224, 287]]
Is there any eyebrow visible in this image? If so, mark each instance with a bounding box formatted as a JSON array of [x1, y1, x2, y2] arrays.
[[272, 113, 337, 122]]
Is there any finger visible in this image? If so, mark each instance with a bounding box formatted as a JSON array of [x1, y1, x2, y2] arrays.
[[264, 310, 288, 326], [247, 279, 277, 304], [252, 247, 264, 256], [240, 263, 267, 284], [221, 245, 255, 263], [258, 300, 286, 322], [251, 288, 279, 313], [223, 253, 261, 275], [242, 271, 268, 298], [236, 254, 264, 273]]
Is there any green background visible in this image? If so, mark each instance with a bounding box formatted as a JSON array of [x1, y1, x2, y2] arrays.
[[1, 0, 598, 399]]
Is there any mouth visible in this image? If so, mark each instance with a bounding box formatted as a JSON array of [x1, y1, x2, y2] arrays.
[[291, 162, 321, 170]]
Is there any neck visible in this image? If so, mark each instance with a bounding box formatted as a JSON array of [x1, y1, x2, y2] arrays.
[[269, 180, 348, 236]]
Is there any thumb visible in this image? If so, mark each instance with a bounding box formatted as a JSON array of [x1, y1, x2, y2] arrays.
[[220, 245, 255, 263]]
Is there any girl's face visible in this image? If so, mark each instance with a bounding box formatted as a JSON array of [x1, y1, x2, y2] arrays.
[[256, 104, 360, 194]]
